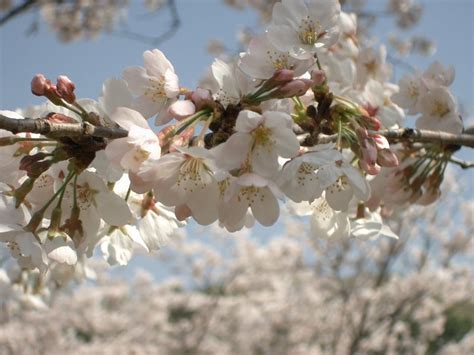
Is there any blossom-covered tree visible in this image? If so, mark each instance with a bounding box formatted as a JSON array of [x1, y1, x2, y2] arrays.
[[0, 0, 472, 334]]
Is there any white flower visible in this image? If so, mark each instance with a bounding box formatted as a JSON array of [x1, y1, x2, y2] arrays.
[[100, 225, 146, 266], [351, 211, 399, 240], [392, 72, 426, 114], [416, 87, 462, 134], [239, 34, 314, 79], [99, 77, 134, 119], [140, 147, 219, 225], [123, 49, 179, 124], [267, 0, 341, 59], [310, 197, 350, 240], [105, 107, 161, 176], [319, 161, 371, 212], [205, 59, 255, 108], [278, 143, 341, 202], [0, 231, 48, 273], [219, 173, 282, 228], [422, 60, 455, 88], [62, 171, 133, 250], [214, 110, 299, 177], [356, 46, 392, 85], [355, 80, 405, 128], [43, 234, 78, 265]]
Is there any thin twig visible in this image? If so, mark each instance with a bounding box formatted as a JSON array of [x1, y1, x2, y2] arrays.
[[0, 0, 38, 27], [448, 156, 474, 169]]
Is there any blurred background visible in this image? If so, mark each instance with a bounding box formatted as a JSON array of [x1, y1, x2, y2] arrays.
[[0, 0, 473, 353]]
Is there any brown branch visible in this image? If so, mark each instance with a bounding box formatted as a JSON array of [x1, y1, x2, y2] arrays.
[[0, 114, 128, 139], [298, 128, 474, 148], [0, 0, 38, 27]]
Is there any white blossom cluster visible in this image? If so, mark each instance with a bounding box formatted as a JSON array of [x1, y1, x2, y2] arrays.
[[0, 0, 469, 302], [0, 185, 472, 353]]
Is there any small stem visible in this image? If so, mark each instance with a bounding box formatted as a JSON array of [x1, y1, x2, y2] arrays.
[[314, 52, 322, 70], [196, 117, 213, 147], [448, 156, 474, 169], [38, 171, 75, 214]]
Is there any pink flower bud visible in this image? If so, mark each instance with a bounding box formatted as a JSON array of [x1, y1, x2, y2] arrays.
[[31, 74, 52, 96], [46, 112, 77, 124], [56, 75, 76, 104], [360, 159, 381, 175], [355, 127, 369, 141], [272, 69, 295, 83], [359, 114, 382, 131], [310, 69, 326, 85], [168, 100, 196, 121], [273, 79, 313, 98], [191, 87, 213, 110], [372, 134, 390, 150], [377, 149, 399, 168]]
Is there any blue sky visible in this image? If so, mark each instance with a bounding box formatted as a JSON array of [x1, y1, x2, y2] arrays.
[[1, 1, 473, 279]]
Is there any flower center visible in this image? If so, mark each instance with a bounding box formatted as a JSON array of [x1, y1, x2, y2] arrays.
[[238, 186, 264, 205], [431, 101, 450, 117], [177, 157, 209, 193], [252, 125, 272, 147], [298, 16, 323, 45], [144, 76, 166, 102], [267, 50, 290, 71]]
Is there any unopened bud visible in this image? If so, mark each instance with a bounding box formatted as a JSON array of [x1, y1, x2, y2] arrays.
[[359, 114, 381, 131], [47, 206, 62, 239], [377, 149, 399, 167], [56, 75, 76, 104], [372, 134, 390, 150], [31, 74, 51, 96], [46, 112, 77, 124], [190, 87, 214, 110], [359, 159, 381, 175], [311, 69, 326, 86], [272, 79, 313, 98]]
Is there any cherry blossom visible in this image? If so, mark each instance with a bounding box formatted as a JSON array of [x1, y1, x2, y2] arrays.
[[267, 0, 341, 59], [123, 49, 180, 124]]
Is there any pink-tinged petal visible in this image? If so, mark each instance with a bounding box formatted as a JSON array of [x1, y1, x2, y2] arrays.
[[267, 24, 300, 53], [123, 66, 151, 95], [164, 69, 180, 97], [326, 183, 353, 211], [44, 236, 78, 265], [251, 147, 280, 177], [188, 184, 219, 225], [213, 133, 252, 171], [219, 194, 248, 227], [251, 187, 279, 226], [96, 191, 133, 226], [105, 138, 131, 165], [168, 100, 196, 121], [133, 95, 167, 119], [100, 78, 133, 115], [341, 165, 371, 201], [272, 128, 300, 158], [110, 107, 149, 130], [143, 49, 175, 78], [263, 111, 293, 129], [235, 110, 262, 132]]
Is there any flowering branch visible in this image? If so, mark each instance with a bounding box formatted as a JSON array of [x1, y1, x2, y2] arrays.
[[0, 114, 128, 139]]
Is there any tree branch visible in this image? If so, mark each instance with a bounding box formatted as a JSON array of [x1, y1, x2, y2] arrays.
[[298, 128, 474, 148], [0, 0, 38, 27], [0, 114, 128, 139]]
